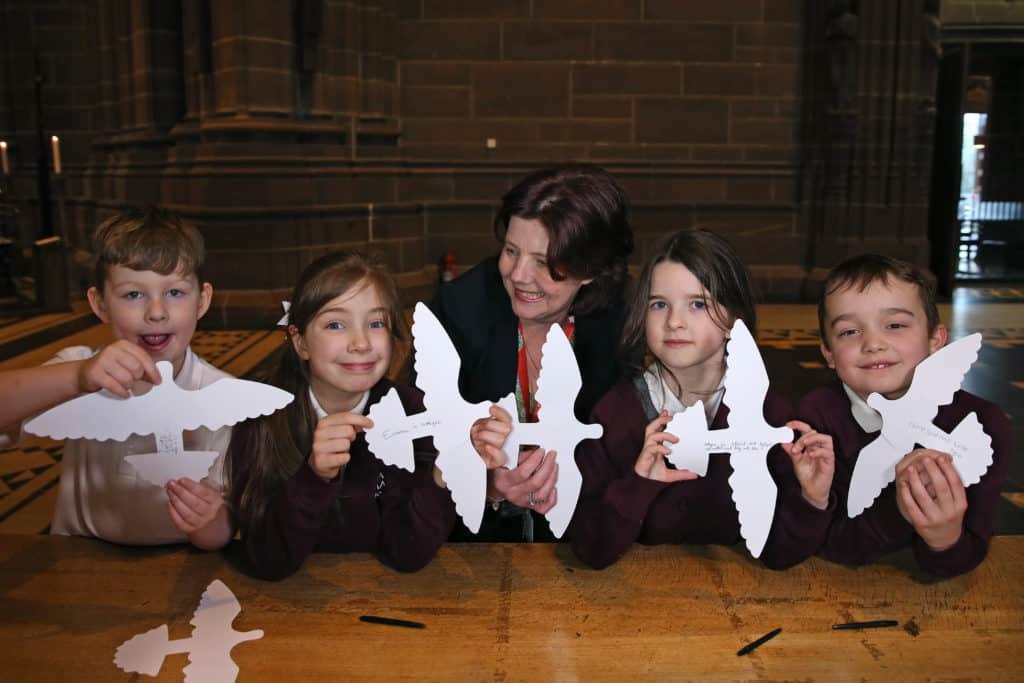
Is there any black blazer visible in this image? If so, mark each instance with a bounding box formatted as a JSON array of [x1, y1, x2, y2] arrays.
[[431, 256, 625, 423], [429, 256, 626, 542]]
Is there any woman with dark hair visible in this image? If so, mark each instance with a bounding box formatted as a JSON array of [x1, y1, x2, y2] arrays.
[[432, 164, 634, 541]]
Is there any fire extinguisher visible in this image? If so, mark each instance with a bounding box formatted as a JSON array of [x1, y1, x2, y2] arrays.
[[440, 250, 456, 282]]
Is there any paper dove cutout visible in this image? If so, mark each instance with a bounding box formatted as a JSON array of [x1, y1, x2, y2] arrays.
[[114, 579, 264, 683], [663, 319, 792, 558], [499, 322, 603, 537], [24, 361, 293, 485], [846, 333, 992, 517], [366, 303, 510, 532]]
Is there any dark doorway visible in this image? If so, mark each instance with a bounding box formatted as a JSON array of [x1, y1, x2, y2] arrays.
[[930, 40, 1024, 292]]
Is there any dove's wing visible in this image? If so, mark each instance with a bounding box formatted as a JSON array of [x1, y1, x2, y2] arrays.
[[24, 361, 178, 441], [175, 378, 294, 432], [184, 580, 263, 683], [729, 454, 777, 558], [533, 324, 580, 420], [847, 433, 902, 517], [24, 388, 144, 440], [411, 302, 465, 415], [942, 412, 994, 487], [721, 320, 772, 424], [407, 303, 492, 533], [24, 361, 293, 440], [522, 324, 603, 537], [899, 333, 982, 420], [114, 624, 171, 676], [190, 579, 242, 635]]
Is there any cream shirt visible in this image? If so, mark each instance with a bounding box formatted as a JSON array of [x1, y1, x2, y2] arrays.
[[44, 346, 232, 545]]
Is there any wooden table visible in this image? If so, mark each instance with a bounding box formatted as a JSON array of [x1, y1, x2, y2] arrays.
[[1, 534, 1022, 681]]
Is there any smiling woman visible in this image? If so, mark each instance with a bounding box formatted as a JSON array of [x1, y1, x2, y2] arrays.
[[430, 164, 634, 542]]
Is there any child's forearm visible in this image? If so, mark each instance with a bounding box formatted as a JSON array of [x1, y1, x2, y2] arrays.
[[0, 362, 85, 431], [187, 504, 234, 551]]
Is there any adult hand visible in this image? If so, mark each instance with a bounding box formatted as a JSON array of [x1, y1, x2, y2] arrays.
[[781, 420, 835, 510], [490, 447, 558, 515], [309, 412, 373, 480]]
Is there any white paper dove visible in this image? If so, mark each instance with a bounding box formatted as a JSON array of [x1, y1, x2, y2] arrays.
[[366, 303, 511, 532], [846, 333, 992, 517], [24, 361, 293, 485], [499, 322, 603, 538], [663, 319, 792, 558], [114, 579, 264, 683]]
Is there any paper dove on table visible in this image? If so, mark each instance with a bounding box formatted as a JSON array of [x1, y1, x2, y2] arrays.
[[114, 579, 264, 683], [24, 361, 293, 485], [662, 319, 792, 558], [499, 322, 603, 538], [365, 303, 513, 532], [846, 333, 992, 518]]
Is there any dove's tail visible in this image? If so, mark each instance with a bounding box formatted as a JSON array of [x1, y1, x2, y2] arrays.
[[946, 412, 994, 487], [114, 625, 171, 677]]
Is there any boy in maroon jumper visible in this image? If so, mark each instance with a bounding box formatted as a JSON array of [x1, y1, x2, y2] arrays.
[[801, 254, 1011, 577]]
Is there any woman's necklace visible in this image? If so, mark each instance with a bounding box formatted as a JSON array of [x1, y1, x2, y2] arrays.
[[521, 327, 547, 389], [523, 340, 542, 380]]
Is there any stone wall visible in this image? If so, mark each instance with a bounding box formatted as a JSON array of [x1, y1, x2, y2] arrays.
[[0, 1, 958, 307]]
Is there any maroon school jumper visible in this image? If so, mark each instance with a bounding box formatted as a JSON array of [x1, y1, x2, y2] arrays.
[[228, 379, 456, 580], [569, 380, 831, 569], [798, 381, 1012, 578]]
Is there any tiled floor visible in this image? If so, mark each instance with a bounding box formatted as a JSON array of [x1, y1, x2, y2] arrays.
[[0, 325, 284, 534], [1, 288, 1021, 536]]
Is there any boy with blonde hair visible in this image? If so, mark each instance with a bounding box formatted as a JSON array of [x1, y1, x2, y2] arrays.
[[798, 254, 1011, 577], [0, 207, 232, 549]]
